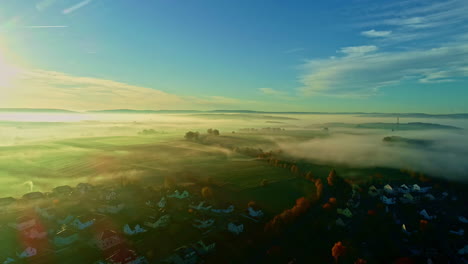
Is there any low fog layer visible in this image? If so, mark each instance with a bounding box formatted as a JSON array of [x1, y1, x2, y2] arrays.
[[279, 128, 468, 181]]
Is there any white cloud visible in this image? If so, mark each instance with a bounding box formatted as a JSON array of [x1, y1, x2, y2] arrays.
[[339, 45, 378, 56], [300, 43, 468, 96], [0, 69, 256, 110], [361, 29, 392, 38], [24, 25, 68, 29]]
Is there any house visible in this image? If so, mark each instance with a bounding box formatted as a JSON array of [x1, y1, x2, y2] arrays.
[[123, 223, 147, 235], [106, 248, 148, 264], [144, 215, 170, 229], [76, 183, 93, 194], [383, 184, 394, 194], [458, 245, 468, 255], [192, 240, 216, 255], [72, 215, 95, 230], [424, 194, 436, 201], [449, 229, 464, 236], [211, 205, 234, 213], [164, 247, 198, 264], [94, 229, 122, 251], [459, 216, 468, 224], [101, 191, 117, 201], [22, 192, 44, 200], [2, 257, 15, 264], [56, 214, 75, 225], [381, 195, 396, 205], [193, 219, 215, 229], [158, 197, 167, 208], [168, 190, 189, 199], [52, 185, 73, 196], [16, 246, 37, 258], [227, 222, 244, 235], [402, 224, 411, 235], [98, 202, 125, 214], [420, 209, 436, 220], [247, 207, 264, 218], [368, 186, 379, 197], [8, 216, 36, 231], [54, 228, 79, 247], [412, 184, 421, 192], [23, 225, 47, 240], [337, 208, 353, 218], [399, 184, 410, 193], [336, 218, 346, 227], [399, 193, 415, 204], [189, 202, 212, 211]]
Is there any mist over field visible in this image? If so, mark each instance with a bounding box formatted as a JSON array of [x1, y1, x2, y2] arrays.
[[1, 112, 467, 197]]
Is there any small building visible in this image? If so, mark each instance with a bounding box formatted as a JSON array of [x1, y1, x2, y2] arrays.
[[94, 229, 123, 251], [399, 184, 410, 194], [123, 223, 147, 236], [211, 205, 234, 213], [381, 195, 396, 205], [227, 223, 244, 235], [144, 215, 170, 229], [368, 186, 379, 197], [165, 247, 198, 264], [23, 225, 47, 240], [8, 216, 36, 231], [54, 229, 79, 247], [189, 202, 212, 211], [420, 209, 436, 220], [72, 215, 95, 230], [56, 214, 75, 225], [400, 193, 415, 204], [35, 206, 56, 220], [336, 218, 346, 227], [193, 219, 215, 229], [76, 183, 93, 194], [158, 197, 167, 208], [411, 184, 421, 192], [98, 202, 125, 214], [247, 207, 264, 218], [383, 184, 394, 194], [168, 190, 189, 199], [337, 208, 353, 218], [16, 246, 37, 259], [192, 240, 216, 255]]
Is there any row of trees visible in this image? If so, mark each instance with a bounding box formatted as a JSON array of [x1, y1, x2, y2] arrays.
[[207, 128, 220, 135], [264, 197, 311, 233]]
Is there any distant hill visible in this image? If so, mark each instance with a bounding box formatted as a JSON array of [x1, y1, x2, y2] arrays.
[[357, 122, 461, 130], [88, 109, 202, 114], [0, 108, 76, 113]]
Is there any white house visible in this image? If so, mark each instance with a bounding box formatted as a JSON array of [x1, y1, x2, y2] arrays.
[[158, 197, 167, 208], [56, 214, 75, 225], [247, 207, 264, 218], [458, 245, 468, 255], [384, 184, 394, 194], [193, 219, 215, 229], [381, 195, 396, 205], [419, 209, 436, 220], [168, 190, 189, 199], [399, 193, 415, 204], [190, 202, 212, 211], [402, 224, 410, 235], [144, 215, 170, 229], [411, 184, 421, 192], [16, 247, 37, 258], [72, 215, 95, 230], [211, 205, 234, 213], [368, 185, 379, 197], [399, 184, 410, 194], [228, 223, 244, 235], [337, 208, 353, 218], [123, 224, 147, 235]]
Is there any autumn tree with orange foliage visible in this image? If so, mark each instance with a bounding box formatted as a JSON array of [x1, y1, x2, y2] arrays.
[[265, 197, 311, 233], [201, 186, 213, 199], [331, 241, 346, 263], [314, 178, 324, 200]]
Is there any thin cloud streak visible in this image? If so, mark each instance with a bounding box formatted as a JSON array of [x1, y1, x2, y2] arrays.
[[24, 25, 68, 28], [63, 0, 93, 14]]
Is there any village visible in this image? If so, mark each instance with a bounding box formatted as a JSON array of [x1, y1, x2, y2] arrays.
[[0, 180, 266, 264], [0, 167, 467, 263]]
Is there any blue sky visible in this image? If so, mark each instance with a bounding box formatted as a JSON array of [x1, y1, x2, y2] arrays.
[[0, 0, 467, 113]]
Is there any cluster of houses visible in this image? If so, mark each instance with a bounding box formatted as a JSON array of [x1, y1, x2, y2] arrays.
[[0, 182, 266, 264], [329, 181, 467, 262]]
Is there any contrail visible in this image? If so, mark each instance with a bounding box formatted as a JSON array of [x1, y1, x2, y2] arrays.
[[24, 25, 68, 28], [63, 0, 93, 14]]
